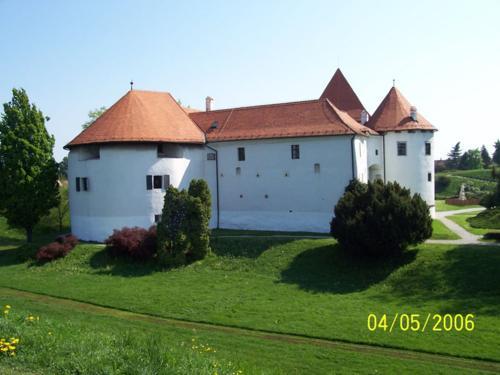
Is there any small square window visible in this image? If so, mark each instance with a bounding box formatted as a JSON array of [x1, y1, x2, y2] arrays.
[[397, 142, 407, 156], [207, 152, 216, 160], [291, 144, 300, 159], [153, 175, 162, 189], [154, 214, 161, 223], [146, 175, 153, 190], [314, 163, 320, 173], [428, 172, 432, 182], [238, 147, 245, 161], [76, 177, 81, 192], [82, 177, 89, 191], [425, 142, 431, 156]]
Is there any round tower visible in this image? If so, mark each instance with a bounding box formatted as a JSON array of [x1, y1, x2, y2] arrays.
[[366, 87, 437, 217]]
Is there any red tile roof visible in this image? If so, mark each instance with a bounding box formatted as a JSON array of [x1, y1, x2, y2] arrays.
[[65, 90, 205, 148], [189, 98, 376, 142], [366, 87, 436, 132], [320, 69, 367, 122]]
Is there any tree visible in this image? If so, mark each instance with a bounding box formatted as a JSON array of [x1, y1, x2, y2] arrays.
[[446, 142, 462, 169], [0, 89, 59, 242], [493, 140, 500, 165], [82, 106, 107, 129], [56, 185, 69, 232], [458, 149, 482, 170], [58, 156, 68, 179], [330, 180, 432, 257], [481, 145, 492, 168]]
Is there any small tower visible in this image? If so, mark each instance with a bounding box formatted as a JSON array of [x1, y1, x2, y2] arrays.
[[366, 86, 437, 216]]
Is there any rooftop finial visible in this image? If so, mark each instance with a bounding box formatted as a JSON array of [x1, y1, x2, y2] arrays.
[[130, 80, 134, 91], [392, 79, 396, 87]]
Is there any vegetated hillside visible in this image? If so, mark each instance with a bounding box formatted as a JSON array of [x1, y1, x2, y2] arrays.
[[468, 208, 500, 229], [435, 170, 496, 200]]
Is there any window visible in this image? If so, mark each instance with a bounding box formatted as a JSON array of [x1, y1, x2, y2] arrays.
[[236, 167, 241, 175], [76, 177, 81, 192], [154, 215, 161, 223], [146, 175, 153, 190], [375, 149, 379, 156], [82, 177, 89, 191], [425, 142, 431, 156], [428, 172, 432, 182], [238, 147, 245, 161], [291, 144, 300, 159], [207, 152, 216, 160], [314, 163, 320, 173], [153, 175, 163, 189], [397, 142, 407, 156]]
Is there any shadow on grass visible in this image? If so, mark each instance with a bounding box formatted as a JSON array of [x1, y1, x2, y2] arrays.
[[88, 247, 158, 277], [377, 245, 500, 316], [0, 243, 39, 267], [280, 244, 418, 294], [210, 236, 296, 259]]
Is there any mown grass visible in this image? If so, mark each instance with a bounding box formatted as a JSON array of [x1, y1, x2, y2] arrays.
[[1, 296, 482, 374], [446, 168, 496, 181], [435, 200, 482, 212], [431, 220, 460, 240], [1, 217, 500, 364], [448, 213, 500, 236]]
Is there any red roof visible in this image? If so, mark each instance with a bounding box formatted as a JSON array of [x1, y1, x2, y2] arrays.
[[189, 98, 376, 142], [320, 69, 367, 122], [65, 90, 205, 148], [366, 87, 436, 132]]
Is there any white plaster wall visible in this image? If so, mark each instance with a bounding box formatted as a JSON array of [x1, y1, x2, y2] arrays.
[[68, 143, 209, 241], [207, 136, 355, 233], [366, 135, 384, 178], [383, 131, 436, 216]]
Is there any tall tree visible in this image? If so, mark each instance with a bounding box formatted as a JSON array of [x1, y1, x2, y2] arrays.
[[446, 142, 462, 169], [458, 149, 482, 170], [82, 106, 107, 129], [493, 140, 500, 165], [58, 156, 68, 179], [480, 145, 492, 168], [0, 89, 60, 242]]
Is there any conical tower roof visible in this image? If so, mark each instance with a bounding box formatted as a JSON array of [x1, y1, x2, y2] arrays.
[[65, 90, 205, 148], [366, 87, 435, 132], [320, 68, 367, 122]]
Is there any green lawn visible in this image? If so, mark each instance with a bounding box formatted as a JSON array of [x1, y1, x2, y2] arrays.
[[1, 219, 500, 366], [435, 199, 482, 212], [448, 213, 500, 236], [0, 295, 483, 375], [431, 220, 460, 240], [446, 168, 496, 182]]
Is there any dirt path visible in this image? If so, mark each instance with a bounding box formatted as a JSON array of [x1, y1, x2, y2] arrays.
[[2, 287, 500, 373]]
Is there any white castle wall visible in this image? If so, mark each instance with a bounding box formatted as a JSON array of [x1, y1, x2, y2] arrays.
[[383, 131, 435, 216], [68, 143, 211, 242], [208, 135, 365, 233]]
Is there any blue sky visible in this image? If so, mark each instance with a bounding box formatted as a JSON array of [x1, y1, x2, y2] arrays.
[[1, 0, 499, 161]]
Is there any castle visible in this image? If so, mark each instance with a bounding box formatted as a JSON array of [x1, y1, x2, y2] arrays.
[[66, 69, 436, 242]]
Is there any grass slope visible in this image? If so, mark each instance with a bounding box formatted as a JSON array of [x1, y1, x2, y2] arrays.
[[1, 295, 485, 374], [435, 200, 481, 212], [435, 174, 495, 200], [1, 219, 499, 363], [446, 168, 496, 181]]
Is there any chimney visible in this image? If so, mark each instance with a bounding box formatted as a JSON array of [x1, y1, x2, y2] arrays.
[[410, 106, 418, 121], [205, 96, 213, 112], [360, 110, 369, 125]]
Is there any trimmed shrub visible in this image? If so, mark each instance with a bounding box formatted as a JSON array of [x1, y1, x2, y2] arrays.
[[105, 226, 157, 261], [157, 179, 212, 266], [36, 234, 79, 262], [435, 175, 451, 193], [330, 180, 432, 257]]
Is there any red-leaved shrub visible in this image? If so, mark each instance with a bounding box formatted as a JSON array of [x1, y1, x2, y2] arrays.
[[105, 226, 157, 260], [36, 234, 79, 262]]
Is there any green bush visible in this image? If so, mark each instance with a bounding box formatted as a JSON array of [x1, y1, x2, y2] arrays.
[[157, 179, 211, 266], [480, 177, 500, 209], [330, 180, 432, 257], [435, 175, 451, 192]]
